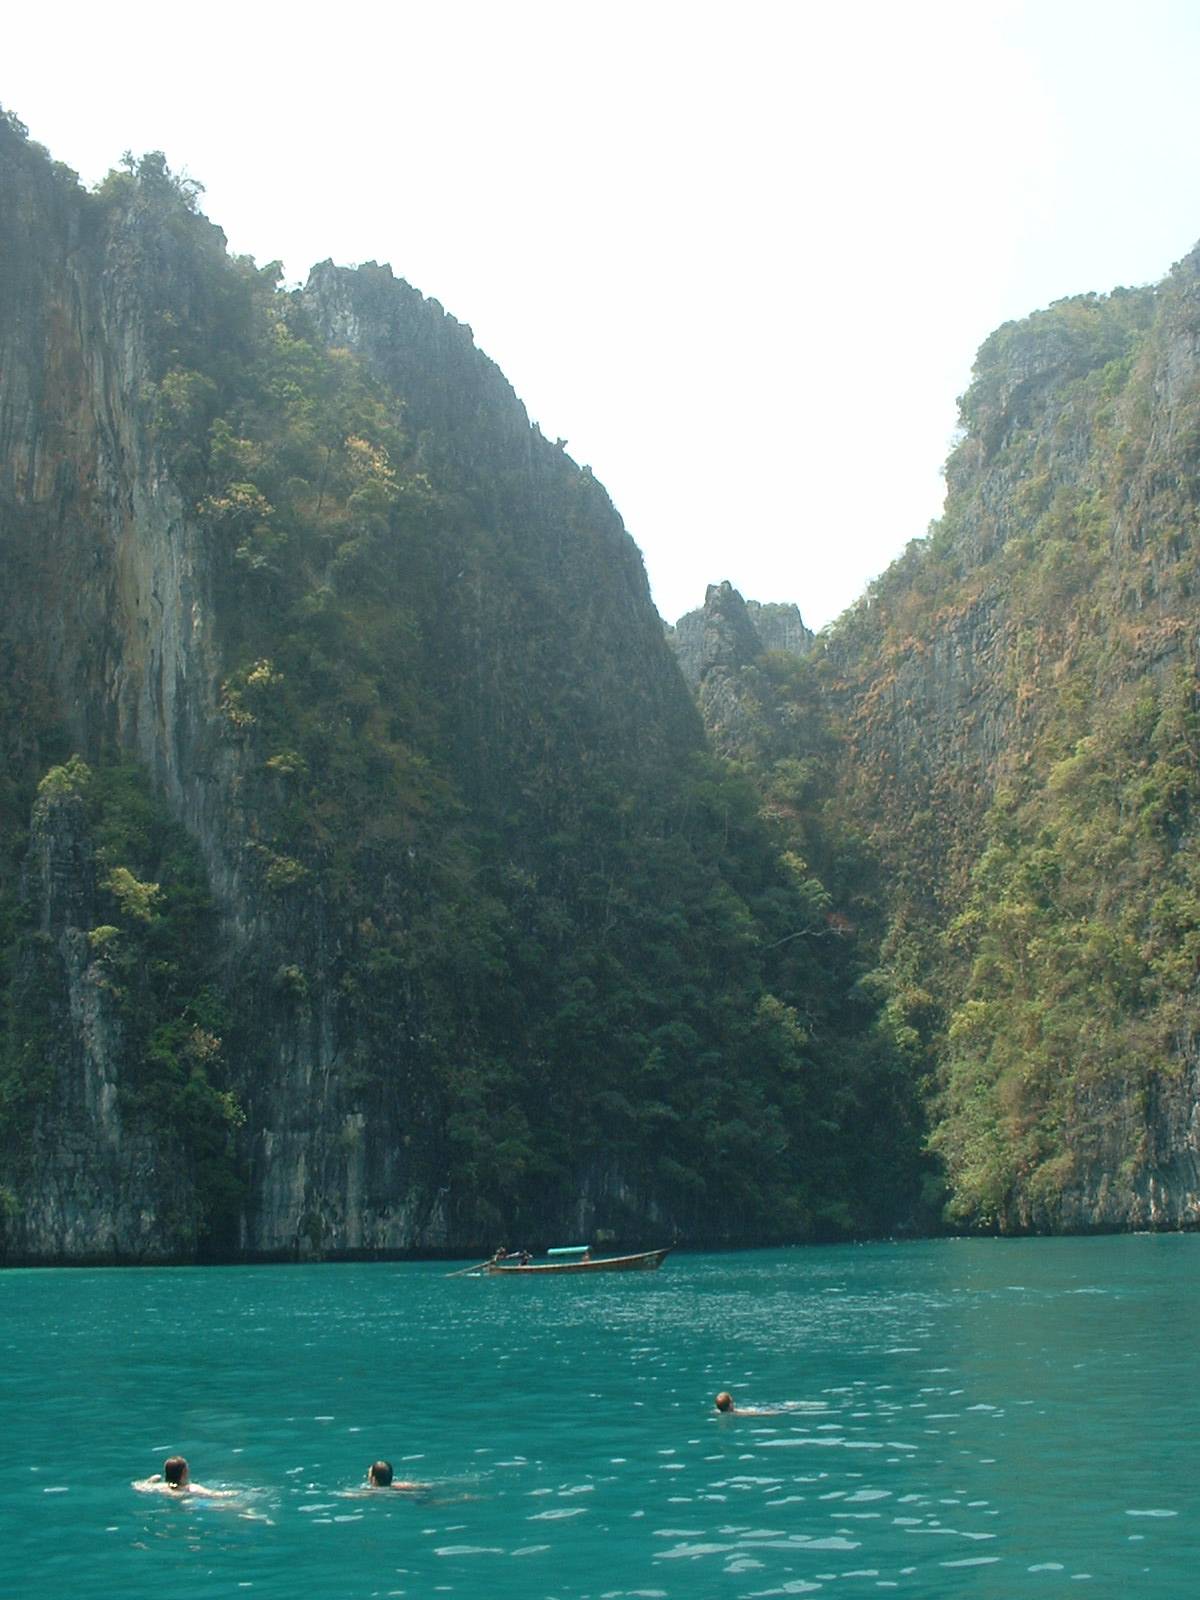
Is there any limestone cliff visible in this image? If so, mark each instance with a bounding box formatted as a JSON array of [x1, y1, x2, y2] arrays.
[[2, 116, 905, 1260], [0, 128, 232, 1258], [666, 252, 1200, 1233], [0, 120, 696, 1259], [668, 583, 814, 762], [723, 269, 1200, 1232], [7, 786, 181, 1260]]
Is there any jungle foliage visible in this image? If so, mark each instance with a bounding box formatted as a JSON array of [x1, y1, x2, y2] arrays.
[[0, 756, 243, 1249], [16, 112, 1196, 1247], [0, 125, 927, 1250], [823, 270, 1200, 1229]]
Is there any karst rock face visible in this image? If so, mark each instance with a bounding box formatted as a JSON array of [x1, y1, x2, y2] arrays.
[[670, 260, 1200, 1233], [668, 585, 815, 764], [5, 106, 1198, 1260], [0, 121, 699, 1262], [1, 128, 232, 1261], [14, 120, 889, 1264], [831, 266, 1200, 1233]]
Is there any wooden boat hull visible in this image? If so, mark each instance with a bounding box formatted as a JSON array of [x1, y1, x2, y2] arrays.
[[482, 1247, 671, 1276]]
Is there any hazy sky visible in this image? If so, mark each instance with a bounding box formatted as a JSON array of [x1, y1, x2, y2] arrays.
[[8, 1, 1200, 627]]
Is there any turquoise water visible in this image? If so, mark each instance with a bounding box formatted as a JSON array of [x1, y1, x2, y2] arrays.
[[1, 1236, 1196, 1598]]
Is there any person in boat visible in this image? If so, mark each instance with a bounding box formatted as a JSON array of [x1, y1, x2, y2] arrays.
[[490, 1245, 531, 1266], [367, 1460, 429, 1492], [133, 1455, 235, 1497], [714, 1392, 779, 1416]]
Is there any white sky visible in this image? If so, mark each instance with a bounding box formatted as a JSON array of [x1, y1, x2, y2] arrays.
[[8, 1, 1200, 627]]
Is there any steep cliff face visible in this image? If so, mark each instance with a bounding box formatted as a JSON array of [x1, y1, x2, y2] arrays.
[[666, 261, 1200, 1234], [27, 106, 1195, 1250], [669, 583, 814, 762], [7, 787, 183, 1261], [299, 259, 700, 803], [820, 265, 1200, 1231], [0, 134, 224, 812], [0, 122, 631, 1258], [2, 118, 903, 1260], [0, 127, 234, 1258], [666, 582, 936, 1229]]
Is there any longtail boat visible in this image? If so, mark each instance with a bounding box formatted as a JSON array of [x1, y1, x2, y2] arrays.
[[458, 1244, 672, 1276]]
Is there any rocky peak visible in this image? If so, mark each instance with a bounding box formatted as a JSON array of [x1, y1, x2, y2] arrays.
[[746, 599, 813, 659], [669, 580, 810, 689]]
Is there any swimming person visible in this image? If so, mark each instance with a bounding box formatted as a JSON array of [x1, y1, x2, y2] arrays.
[[714, 1392, 779, 1416], [367, 1460, 429, 1491], [133, 1455, 236, 1498]]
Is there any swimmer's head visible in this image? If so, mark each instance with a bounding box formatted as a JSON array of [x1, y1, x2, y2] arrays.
[[715, 1392, 734, 1413], [163, 1456, 189, 1487], [368, 1460, 394, 1487]]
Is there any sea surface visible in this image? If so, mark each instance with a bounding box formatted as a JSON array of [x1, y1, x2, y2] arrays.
[[1, 1236, 1196, 1598]]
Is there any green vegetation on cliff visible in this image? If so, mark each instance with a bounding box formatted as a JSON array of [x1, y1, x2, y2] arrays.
[[934, 668, 1200, 1225], [17, 105, 1194, 1249], [1, 757, 243, 1251], [0, 118, 927, 1256], [823, 268, 1200, 1231]]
